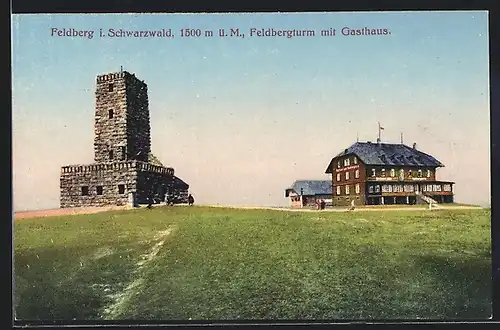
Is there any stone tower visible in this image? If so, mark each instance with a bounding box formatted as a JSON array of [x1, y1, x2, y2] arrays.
[[60, 70, 190, 208], [94, 71, 151, 163]]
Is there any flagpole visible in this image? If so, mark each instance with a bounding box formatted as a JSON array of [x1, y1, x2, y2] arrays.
[[377, 122, 381, 143]]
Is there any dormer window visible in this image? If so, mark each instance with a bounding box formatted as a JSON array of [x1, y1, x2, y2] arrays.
[[344, 158, 350, 166]]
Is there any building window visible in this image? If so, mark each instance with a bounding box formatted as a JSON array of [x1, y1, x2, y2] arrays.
[[368, 185, 374, 194], [96, 186, 103, 195], [434, 184, 442, 192], [81, 186, 89, 196], [355, 184, 360, 194], [336, 173, 341, 182], [408, 170, 412, 178], [344, 158, 350, 167], [121, 146, 126, 160], [381, 169, 386, 177], [353, 157, 357, 164], [355, 169, 359, 179], [345, 171, 350, 180], [399, 169, 404, 180], [109, 150, 114, 160], [394, 185, 403, 192], [371, 169, 376, 177], [427, 170, 431, 178], [375, 185, 380, 193], [382, 184, 392, 193], [390, 169, 395, 177], [118, 184, 126, 194], [108, 109, 114, 119], [109, 83, 114, 92], [404, 184, 414, 192], [427, 184, 433, 192], [345, 185, 350, 195], [418, 170, 422, 178], [444, 184, 452, 192], [336, 186, 341, 195]]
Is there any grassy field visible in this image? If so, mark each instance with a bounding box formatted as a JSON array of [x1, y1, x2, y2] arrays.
[[13, 206, 491, 321]]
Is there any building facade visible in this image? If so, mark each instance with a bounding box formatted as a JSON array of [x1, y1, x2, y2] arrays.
[[60, 70, 189, 208], [285, 180, 332, 209], [325, 142, 454, 206]]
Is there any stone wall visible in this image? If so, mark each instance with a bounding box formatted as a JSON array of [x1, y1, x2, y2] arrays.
[[60, 161, 138, 208], [60, 161, 188, 207], [126, 74, 151, 162], [93, 72, 151, 163]]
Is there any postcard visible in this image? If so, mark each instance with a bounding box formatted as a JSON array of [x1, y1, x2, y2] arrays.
[[12, 11, 491, 321]]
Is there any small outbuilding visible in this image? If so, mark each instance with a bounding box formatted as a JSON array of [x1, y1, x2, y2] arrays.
[[285, 180, 333, 209]]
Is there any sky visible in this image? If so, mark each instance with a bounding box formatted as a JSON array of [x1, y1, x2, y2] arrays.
[[11, 11, 490, 211]]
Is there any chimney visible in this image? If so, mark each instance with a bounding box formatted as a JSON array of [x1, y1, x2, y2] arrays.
[[413, 142, 417, 149]]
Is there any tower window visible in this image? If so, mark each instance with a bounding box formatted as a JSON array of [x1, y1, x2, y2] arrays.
[[118, 184, 125, 194], [108, 83, 114, 92], [96, 186, 103, 195], [121, 146, 126, 160], [108, 109, 114, 119], [109, 150, 114, 160], [81, 186, 89, 196]]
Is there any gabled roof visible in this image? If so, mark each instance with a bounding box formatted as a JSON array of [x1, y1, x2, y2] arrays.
[[325, 142, 444, 173], [285, 180, 332, 197]]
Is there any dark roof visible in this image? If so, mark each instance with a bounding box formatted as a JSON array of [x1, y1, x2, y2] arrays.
[[325, 142, 444, 173], [173, 176, 189, 189], [285, 180, 332, 197]]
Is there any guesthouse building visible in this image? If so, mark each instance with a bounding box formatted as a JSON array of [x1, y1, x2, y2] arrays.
[[324, 141, 454, 206]]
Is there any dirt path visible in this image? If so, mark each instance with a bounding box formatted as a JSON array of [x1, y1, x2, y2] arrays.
[[14, 205, 131, 220]]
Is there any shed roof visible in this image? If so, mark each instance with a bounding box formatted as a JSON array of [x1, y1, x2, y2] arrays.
[[285, 180, 332, 197], [173, 176, 189, 189], [325, 142, 444, 173]]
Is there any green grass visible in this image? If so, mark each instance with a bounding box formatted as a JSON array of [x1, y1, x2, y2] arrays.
[[13, 206, 492, 320]]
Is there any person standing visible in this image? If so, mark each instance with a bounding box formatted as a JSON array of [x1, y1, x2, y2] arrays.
[[188, 194, 194, 206]]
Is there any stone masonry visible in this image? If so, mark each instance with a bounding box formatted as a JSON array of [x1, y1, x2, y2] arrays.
[[60, 70, 189, 208]]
